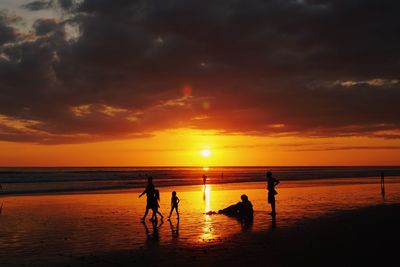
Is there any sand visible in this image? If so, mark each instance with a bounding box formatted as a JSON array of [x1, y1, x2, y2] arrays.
[[1, 180, 400, 266], [5, 203, 397, 267]]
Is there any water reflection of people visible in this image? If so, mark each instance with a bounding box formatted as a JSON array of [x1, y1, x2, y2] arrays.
[[380, 171, 385, 200], [142, 219, 163, 243], [271, 216, 277, 229], [218, 194, 254, 228], [169, 218, 179, 239]]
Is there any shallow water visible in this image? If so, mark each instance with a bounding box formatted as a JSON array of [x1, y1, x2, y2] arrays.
[[0, 178, 399, 264], [2, 166, 400, 194]]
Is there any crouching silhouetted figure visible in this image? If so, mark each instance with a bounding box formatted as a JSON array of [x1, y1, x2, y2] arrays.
[[219, 194, 254, 228]]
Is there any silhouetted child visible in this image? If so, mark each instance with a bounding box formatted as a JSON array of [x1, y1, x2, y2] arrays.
[[168, 191, 180, 220], [267, 171, 280, 216], [151, 189, 164, 221]]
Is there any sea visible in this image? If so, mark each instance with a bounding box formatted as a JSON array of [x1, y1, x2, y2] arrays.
[[0, 166, 399, 195]]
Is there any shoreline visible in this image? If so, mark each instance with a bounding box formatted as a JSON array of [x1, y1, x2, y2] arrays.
[[12, 203, 399, 267], [1, 176, 397, 197], [1, 180, 399, 267]]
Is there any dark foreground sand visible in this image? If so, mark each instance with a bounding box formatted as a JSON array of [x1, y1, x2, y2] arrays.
[[22, 203, 399, 267]]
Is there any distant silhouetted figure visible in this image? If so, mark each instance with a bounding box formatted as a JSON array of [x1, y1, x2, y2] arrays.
[[381, 171, 385, 200], [267, 171, 280, 216], [139, 176, 155, 221], [203, 174, 207, 185], [168, 191, 180, 220], [0, 183, 3, 192], [151, 189, 164, 221], [0, 202, 3, 215], [219, 194, 253, 227]]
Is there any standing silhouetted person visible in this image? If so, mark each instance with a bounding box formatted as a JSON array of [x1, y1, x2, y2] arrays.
[[168, 191, 180, 220], [139, 176, 155, 221], [267, 171, 280, 216], [202, 174, 207, 185]]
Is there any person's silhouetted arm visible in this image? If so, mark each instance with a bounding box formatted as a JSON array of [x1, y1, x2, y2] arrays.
[[139, 189, 146, 198], [177, 197, 180, 205]]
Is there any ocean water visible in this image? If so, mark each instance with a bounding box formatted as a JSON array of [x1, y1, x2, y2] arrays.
[[1, 180, 400, 265], [0, 166, 399, 194]]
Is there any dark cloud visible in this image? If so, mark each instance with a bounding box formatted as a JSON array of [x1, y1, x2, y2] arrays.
[[1, 0, 400, 143], [21, 0, 74, 11], [33, 18, 59, 35], [21, 0, 53, 11], [0, 14, 18, 45]]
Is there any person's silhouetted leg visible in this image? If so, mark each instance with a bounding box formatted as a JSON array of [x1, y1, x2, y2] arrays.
[[157, 210, 164, 220], [168, 208, 173, 219], [141, 208, 149, 221], [270, 202, 276, 216]]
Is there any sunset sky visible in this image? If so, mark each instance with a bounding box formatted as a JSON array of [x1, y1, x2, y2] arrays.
[[0, 0, 399, 166]]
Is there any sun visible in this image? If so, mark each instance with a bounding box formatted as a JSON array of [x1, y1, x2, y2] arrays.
[[201, 149, 211, 157]]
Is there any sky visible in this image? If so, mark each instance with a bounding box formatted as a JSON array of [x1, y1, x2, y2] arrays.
[[0, 0, 399, 166]]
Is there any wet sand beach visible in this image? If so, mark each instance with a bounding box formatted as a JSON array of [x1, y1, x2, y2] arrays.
[[43, 203, 400, 267], [1, 178, 400, 266]]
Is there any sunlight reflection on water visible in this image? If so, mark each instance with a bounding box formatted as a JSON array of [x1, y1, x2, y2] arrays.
[[0, 178, 400, 263]]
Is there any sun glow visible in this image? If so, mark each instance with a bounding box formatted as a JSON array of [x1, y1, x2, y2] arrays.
[[201, 149, 211, 157]]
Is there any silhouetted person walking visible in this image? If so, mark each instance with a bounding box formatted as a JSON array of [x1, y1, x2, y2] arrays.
[[168, 191, 180, 220], [139, 176, 155, 221], [151, 189, 164, 221], [267, 171, 280, 216]]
